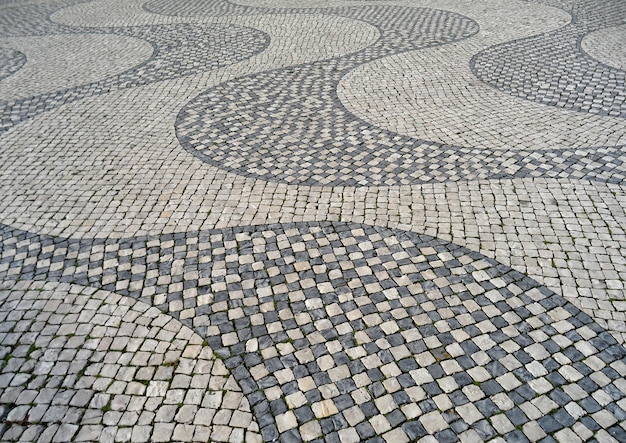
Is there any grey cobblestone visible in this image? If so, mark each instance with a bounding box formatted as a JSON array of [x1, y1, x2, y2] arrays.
[[0, 282, 260, 442], [471, 0, 626, 118], [0, 22, 269, 133], [1, 222, 625, 441], [0, 47, 25, 82], [1, 0, 626, 441]]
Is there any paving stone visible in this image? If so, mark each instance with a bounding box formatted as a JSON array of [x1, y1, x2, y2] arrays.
[[0, 282, 257, 442], [472, 0, 626, 118], [1, 0, 626, 441]]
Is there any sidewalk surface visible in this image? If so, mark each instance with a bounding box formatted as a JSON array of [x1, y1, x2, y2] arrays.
[[1, 0, 626, 441]]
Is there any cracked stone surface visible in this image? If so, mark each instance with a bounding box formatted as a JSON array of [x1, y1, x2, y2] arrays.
[[1, 0, 626, 441]]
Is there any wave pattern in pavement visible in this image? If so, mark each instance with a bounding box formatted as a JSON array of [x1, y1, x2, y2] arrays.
[[1, 222, 625, 441], [2, 0, 626, 441], [471, 0, 626, 117]]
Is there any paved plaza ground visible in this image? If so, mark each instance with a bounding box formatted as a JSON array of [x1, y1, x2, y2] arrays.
[[1, 0, 626, 441]]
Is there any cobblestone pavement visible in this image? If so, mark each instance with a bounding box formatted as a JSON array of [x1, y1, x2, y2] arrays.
[[1, 0, 625, 442]]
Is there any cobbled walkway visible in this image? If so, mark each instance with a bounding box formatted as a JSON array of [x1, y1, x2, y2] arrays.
[[1, 0, 626, 441]]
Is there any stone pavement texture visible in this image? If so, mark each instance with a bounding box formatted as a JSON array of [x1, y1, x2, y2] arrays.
[[0, 0, 625, 442]]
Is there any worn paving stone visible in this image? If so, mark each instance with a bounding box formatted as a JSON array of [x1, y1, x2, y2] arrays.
[[471, 0, 626, 118], [0, 281, 260, 442], [0, 5, 624, 349], [1, 0, 626, 441], [1, 221, 625, 441], [0, 21, 269, 133]]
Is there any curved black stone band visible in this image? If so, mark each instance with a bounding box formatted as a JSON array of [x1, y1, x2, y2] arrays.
[[171, 3, 626, 187], [471, 0, 626, 118], [0, 47, 26, 82], [0, 23, 269, 133], [1, 221, 625, 441]]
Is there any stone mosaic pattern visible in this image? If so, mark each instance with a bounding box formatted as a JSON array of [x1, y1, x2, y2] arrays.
[[581, 25, 626, 73], [0, 281, 260, 442], [171, 0, 626, 187], [337, 36, 626, 157], [471, 0, 626, 118], [0, 47, 26, 82], [1, 0, 626, 441], [0, 33, 154, 100], [0, 22, 269, 132], [176, 6, 482, 187], [1, 222, 626, 441], [0, 0, 89, 37]]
